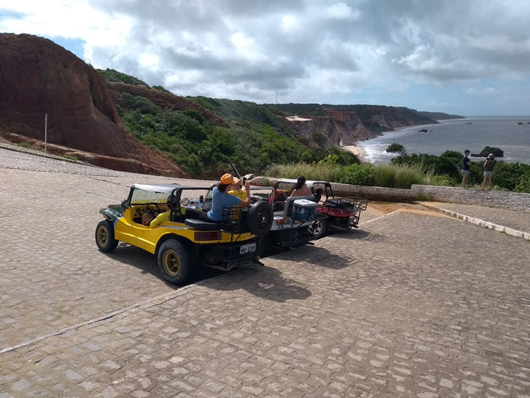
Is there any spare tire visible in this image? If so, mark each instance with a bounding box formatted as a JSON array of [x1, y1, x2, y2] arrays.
[[248, 201, 273, 236]]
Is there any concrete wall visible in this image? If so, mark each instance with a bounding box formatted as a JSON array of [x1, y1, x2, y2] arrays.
[[251, 177, 530, 213]]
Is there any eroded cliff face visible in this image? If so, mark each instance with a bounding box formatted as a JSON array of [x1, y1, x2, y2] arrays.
[[0, 33, 187, 176], [285, 111, 373, 145], [363, 107, 411, 131]]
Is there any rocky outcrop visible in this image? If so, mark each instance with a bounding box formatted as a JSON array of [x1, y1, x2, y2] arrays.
[[471, 146, 504, 158], [0, 33, 188, 177], [108, 83, 227, 127], [284, 111, 372, 145]]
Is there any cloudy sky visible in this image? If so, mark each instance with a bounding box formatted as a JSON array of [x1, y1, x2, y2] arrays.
[[1, 0, 529, 116]]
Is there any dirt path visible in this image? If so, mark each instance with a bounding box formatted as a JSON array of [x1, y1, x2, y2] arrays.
[[368, 201, 452, 219]]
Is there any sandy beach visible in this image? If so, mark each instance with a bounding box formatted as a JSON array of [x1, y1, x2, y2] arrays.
[[343, 145, 367, 162]]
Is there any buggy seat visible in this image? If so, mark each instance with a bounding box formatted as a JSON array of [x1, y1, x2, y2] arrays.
[[184, 219, 221, 231]]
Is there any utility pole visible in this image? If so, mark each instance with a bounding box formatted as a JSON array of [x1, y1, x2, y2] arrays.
[[44, 113, 48, 153], [276, 91, 277, 104]]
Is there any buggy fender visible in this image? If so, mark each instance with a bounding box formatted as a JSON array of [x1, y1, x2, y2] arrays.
[[99, 208, 122, 223]]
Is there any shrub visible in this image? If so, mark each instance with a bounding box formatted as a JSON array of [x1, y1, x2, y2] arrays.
[[311, 131, 327, 147], [338, 164, 376, 186], [392, 153, 460, 179], [153, 85, 170, 93], [122, 93, 158, 115], [386, 143, 407, 156], [440, 150, 463, 165], [515, 174, 530, 193], [493, 162, 530, 191]]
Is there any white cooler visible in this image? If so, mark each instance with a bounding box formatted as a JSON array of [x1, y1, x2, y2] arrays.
[[292, 199, 317, 221]]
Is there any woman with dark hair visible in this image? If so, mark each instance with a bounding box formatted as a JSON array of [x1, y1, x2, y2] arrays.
[[187, 173, 252, 222], [290, 175, 311, 197]]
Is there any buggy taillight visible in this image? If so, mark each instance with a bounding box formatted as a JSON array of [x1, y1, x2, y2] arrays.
[[194, 231, 222, 241]]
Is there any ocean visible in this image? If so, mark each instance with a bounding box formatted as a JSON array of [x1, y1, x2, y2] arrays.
[[358, 117, 530, 164]]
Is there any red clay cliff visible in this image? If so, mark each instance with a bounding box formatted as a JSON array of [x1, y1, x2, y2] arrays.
[[0, 33, 187, 177]]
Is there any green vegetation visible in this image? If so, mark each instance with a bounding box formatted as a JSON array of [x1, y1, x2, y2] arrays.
[[97, 69, 147, 86], [417, 111, 465, 120], [17, 142, 32, 148], [265, 146, 530, 193], [153, 85, 170, 93], [96, 69, 528, 194], [63, 154, 78, 161], [116, 91, 359, 177], [265, 163, 344, 182], [386, 143, 407, 156], [388, 145, 530, 193]]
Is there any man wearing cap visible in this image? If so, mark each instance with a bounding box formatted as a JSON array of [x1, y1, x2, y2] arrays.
[[481, 153, 497, 190], [187, 173, 252, 222]]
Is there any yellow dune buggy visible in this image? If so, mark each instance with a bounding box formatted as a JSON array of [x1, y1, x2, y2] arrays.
[[95, 183, 273, 285]]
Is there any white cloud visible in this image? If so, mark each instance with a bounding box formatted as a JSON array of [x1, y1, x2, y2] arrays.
[[1, 0, 529, 114]]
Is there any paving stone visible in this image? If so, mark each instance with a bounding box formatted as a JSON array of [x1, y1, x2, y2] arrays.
[[1, 150, 530, 397]]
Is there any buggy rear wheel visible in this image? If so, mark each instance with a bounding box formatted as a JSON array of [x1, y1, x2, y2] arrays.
[[157, 239, 196, 286], [95, 220, 119, 253], [308, 217, 329, 240]]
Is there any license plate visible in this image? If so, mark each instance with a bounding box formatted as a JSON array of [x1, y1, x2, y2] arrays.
[[240, 242, 256, 254]]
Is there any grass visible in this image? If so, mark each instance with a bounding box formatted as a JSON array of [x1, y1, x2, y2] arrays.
[[373, 164, 425, 189], [264, 162, 343, 182], [17, 142, 33, 149], [63, 154, 78, 161], [264, 162, 427, 189]]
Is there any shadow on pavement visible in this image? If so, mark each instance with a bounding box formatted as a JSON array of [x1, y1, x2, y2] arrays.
[[325, 229, 371, 240], [205, 266, 312, 303], [101, 244, 224, 287], [273, 245, 351, 269]]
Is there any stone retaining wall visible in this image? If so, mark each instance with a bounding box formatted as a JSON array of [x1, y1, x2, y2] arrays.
[[412, 185, 530, 213], [251, 176, 530, 213]]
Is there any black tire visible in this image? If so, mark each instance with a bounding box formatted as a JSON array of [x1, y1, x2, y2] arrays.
[[308, 217, 329, 240], [248, 201, 273, 236], [256, 234, 272, 258], [95, 220, 119, 253], [157, 239, 196, 286]]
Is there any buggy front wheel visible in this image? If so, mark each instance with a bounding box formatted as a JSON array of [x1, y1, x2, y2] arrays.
[[95, 220, 119, 253]]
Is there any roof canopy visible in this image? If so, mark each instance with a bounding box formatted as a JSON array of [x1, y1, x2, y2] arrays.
[[276, 179, 330, 188], [132, 183, 209, 194]]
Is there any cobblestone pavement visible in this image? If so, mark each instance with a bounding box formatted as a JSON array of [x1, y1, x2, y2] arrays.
[[423, 202, 530, 235], [1, 150, 530, 397]]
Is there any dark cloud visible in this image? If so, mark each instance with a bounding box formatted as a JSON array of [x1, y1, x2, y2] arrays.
[[80, 0, 530, 106]]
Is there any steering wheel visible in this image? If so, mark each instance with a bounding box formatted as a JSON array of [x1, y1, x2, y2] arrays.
[[145, 203, 161, 215]]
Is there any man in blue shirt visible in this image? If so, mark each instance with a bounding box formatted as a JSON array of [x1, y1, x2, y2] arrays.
[[461, 149, 471, 189]]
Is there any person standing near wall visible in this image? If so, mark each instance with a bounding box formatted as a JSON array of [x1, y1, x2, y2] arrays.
[[481, 154, 497, 190], [461, 149, 471, 189]]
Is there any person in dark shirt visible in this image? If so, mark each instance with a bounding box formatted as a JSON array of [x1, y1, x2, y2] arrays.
[[481, 154, 497, 190], [460, 149, 471, 189]]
